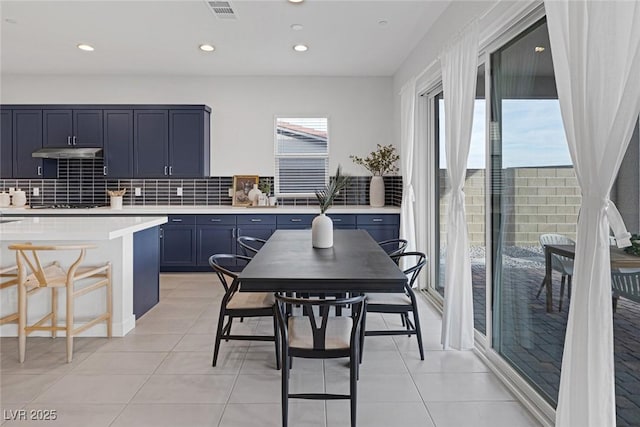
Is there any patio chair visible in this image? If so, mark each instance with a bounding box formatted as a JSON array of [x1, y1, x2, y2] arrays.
[[274, 293, 366, 427], [611, 270, 640, 312], [209, 254, 280, 369], [537, 233, 575, 311]]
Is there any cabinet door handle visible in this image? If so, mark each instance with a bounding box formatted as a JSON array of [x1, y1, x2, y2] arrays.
[[372, 218, 383, 222], [164, 166, 168, 176], [67, 136, 71, 145], [159, 228, 164, 238], [171, 218, 183, 222], [37, 166, 42, 176], [72, 136, 77, 145], [103, 166, 107, 176], [210, 218, 221, 222], [232, 228, 236, 239], [169, 166, 173, 176], [333, 218, 342, 222], [250, 219, 262, 222], [290, 218, 302, 222]]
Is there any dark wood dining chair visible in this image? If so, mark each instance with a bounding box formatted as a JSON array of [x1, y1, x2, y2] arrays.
[[378, 238, 408, 258], [362, 251, 427, 360], [274, 294, 366, 427], [237, 236, 267, 257], [208, 254, 280, 369]]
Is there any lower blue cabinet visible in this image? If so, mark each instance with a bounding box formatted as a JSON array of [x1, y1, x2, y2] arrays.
[[159, 213, 399, 271]]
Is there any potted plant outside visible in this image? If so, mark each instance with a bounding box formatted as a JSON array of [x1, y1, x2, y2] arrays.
[[313, 166, 350, 248], [350, 144, 399, 207]]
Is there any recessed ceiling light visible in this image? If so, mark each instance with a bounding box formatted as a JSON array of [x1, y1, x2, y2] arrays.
[[4, 18, 17, 24], [199, 44, 215, 52], [77, 44, 94, 52], [288, 0, 304, 3], [378, 20, 388, 26], [534, 46, 545, 53], [290, 24, 304, 31], [293, 44, 308, 52]]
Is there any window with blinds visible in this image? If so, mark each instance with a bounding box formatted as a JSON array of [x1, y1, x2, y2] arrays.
[[274, 117, 329, 197]]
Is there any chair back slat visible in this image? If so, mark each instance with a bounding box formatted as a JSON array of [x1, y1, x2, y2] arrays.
[[611, 271, 640, 304]]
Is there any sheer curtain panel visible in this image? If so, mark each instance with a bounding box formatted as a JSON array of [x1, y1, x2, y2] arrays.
[[439, 23, 479, 350], [399, 77, 418, 271], [545, 2, 640, 426]]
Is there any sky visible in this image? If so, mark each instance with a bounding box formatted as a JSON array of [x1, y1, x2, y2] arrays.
[[439, 99, 573, 169]]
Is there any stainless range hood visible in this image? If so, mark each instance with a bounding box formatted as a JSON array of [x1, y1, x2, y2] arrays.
[[32, 147, 103, 159]]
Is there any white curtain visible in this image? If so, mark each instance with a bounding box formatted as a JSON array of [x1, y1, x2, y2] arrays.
[[545, 2, 640, 426], [440, 23, 479, 350], [399, 77, 417, 270]]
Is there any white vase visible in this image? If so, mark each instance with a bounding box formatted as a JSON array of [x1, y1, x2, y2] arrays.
[[369, 176, 385, 207], [247, 184, 262, 206], [312, 213, 333, 248]]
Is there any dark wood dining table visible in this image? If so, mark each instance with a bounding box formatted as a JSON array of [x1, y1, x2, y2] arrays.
[[543, 244, 640, 312], [238, 229, 408, 293]]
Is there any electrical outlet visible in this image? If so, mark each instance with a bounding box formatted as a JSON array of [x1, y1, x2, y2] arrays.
[[176, 187, 183, 196], [134, 187, 142, 196], [228, 188, 234, 198], [33, 187, 40, 196]]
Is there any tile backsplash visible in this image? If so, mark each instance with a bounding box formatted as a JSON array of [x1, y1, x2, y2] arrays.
[[1, 159, 403, 207]]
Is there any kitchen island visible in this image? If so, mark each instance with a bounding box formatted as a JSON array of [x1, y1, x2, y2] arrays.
[[0, 216, 167, 337]]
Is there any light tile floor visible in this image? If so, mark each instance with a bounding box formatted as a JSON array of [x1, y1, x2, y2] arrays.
[[0, 273, 542, 427]]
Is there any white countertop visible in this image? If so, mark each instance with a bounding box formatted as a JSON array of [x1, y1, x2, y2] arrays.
[[0, 205, 400, 216], [0, 216, 167, 241]]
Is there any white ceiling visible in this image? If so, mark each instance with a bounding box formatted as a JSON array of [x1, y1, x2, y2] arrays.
[[0, 0, 450, 77]]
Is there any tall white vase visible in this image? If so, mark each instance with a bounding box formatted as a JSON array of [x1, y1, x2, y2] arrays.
[[312, 213, 333, 248], [369, 176, 385, 207]]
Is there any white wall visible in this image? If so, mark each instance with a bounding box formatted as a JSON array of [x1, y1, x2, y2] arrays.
[[1, 75, 393, 176]]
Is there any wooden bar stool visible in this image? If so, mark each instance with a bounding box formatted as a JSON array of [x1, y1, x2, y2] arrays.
[[8, 243, 112, 363], [1, 265, 20, 325]]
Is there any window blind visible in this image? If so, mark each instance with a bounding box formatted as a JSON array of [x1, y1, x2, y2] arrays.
[[275, 118, 329, 197]]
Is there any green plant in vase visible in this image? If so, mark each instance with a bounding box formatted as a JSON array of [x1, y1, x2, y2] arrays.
[[312, 166, 350, 248], [350, 144, 399, 207]]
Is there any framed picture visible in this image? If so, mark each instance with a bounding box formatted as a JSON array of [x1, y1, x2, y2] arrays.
[[232, 175, 259, 207]]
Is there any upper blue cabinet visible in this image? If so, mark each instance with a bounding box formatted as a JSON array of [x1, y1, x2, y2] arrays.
[[0, 104, 211, 179], [43, 109, 103, 148], [133, 107, 210, 178]]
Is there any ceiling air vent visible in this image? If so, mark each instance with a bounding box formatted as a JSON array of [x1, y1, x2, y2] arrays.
[[207, 1, 237, 20]]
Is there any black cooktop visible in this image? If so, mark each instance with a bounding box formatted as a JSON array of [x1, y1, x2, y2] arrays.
[[30, 203, 108, 209]]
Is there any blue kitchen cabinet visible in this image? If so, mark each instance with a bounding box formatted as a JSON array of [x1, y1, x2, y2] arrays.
[[134, 110, 169, 178], [133, 226, 160, 318], [196, 215, 236, 267], [1, 109, 12, 178], [236, 214, 277, 255], [328, 214, 357, 230], [169, 109, 210, 177], [103, 110, 134, 177], [160, 215, 197, 268], [134, 107, 210, 178], [356, 214, 400, 243], [276, 214, 315, 229], [43, 109, 103, 148], [13, 110, 51, 178]]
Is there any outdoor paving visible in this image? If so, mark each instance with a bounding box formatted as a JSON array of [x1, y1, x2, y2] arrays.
[[463, 257, 640, 426]]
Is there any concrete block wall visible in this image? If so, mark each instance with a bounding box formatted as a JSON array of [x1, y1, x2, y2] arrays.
[[439, 167, 580, 247]]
